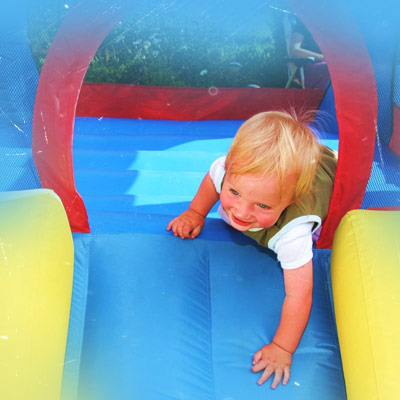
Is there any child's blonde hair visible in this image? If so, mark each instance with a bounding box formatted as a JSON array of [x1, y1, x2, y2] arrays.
[[225, 110, 321, 209]]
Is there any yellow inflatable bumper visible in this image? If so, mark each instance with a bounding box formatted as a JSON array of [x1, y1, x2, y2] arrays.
[[331, 210, 400, 400], [0, 190, 74, 400]]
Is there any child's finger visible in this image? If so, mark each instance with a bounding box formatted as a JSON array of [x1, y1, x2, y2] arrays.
[[251, 360, 266, 373], [178, 223, 192, 239], [190, 225, 202, 238], [282, 366, 290, 386], [257, 365, 273, 386], [181, 225, 192, 239], [170, 223, 180, 237], [270, 368, 283, 389], [175, 224, 184, 239], [252, 350, 262, 366], [166, 218, 178, 232]]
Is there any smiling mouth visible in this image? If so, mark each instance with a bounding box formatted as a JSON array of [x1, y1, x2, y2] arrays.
[[231, 214, 252, 226]]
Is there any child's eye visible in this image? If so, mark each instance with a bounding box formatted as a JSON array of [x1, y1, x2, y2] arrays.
[[257, 203, 271, 210], [230, 188, 239, 196]]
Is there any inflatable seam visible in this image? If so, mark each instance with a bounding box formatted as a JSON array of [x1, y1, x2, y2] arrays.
[[207, 243, 217, 400], [349, 212, 380, 398]]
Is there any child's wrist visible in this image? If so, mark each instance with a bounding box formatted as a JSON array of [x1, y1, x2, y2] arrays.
[[188, 207, 206, 218], [272, 340, 293, 354]]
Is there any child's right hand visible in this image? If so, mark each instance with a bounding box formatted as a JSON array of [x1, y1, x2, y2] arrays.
[[251, 342, 292, 389], [166, 209, 205, 239]]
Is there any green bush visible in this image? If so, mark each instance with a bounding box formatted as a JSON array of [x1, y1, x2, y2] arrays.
[[28, 0, 288, 88]]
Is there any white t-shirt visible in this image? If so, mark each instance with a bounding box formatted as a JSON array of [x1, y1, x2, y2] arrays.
[[209, 156, 315, 270]]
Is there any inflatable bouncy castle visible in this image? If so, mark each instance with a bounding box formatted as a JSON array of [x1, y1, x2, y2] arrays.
[[0, 0, 399, 399]]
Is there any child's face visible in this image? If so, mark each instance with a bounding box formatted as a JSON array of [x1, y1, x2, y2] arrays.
[[220, 172, 295, 232]]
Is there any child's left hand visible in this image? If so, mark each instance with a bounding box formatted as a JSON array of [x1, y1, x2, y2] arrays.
[[251, 342, 292, 389]]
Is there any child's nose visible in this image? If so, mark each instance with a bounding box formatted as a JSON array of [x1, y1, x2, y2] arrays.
[[235, 202, 252, 219]]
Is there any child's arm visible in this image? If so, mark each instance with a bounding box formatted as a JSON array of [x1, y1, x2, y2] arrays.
[[251, 259, 313, 389], [167, 172, 219, 239]]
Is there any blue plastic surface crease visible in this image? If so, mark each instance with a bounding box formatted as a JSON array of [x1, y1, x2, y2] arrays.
[[61, 234, 91, 400], [70, 233, 345, 400]]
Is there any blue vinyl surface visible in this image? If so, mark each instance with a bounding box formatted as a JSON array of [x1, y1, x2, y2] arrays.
[[63, 117, 346, 399], [73, 117, 339, 236], [0, 2, 396, 398], [69, 233, 345, 400]]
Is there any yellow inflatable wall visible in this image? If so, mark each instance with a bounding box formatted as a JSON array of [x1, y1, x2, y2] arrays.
[[331, 210, 400, 400], [0, 189, 74, 400]]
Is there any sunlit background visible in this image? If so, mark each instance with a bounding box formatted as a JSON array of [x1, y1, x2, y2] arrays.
[[27, 0, 309, 88]]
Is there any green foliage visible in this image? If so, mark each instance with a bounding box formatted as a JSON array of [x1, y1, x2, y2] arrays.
[[27, 0, 70, 69], [27, 0, 288, 88]]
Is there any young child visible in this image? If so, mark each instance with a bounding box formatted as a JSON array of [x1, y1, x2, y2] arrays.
[[167, 111, 337, 389]]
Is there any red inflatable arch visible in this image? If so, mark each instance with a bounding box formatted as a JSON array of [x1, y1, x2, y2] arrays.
[[32, 0, 133, 233], [281, 0, 377, 247], [32, 0, 377, 247]]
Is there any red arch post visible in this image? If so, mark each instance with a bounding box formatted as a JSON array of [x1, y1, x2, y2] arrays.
[[282, 0, 378, 248], [33, 0, 377, 242], [32, 0, 133, 232]]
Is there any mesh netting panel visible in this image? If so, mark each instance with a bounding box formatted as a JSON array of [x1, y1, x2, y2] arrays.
[[374, 63, 395, 143], [393, 42, 400, 108], [361, 142, 400, 209], [348, 1, 400, 208], [362, 33, 400, 209], [0, 5, 41, 191], [348, 0, 398, 144]]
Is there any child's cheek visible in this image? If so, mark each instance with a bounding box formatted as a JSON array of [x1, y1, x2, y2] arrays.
[[256, 212, 281, 229], [219, 191, 233, 211]]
